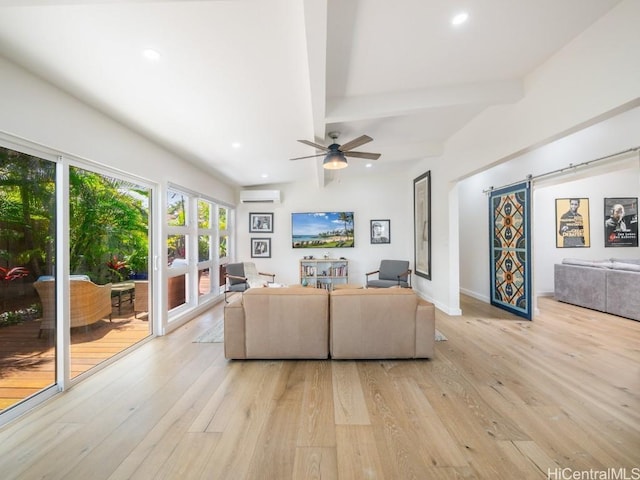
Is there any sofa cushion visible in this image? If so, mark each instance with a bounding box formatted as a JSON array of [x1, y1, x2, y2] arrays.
[[610, 258, 640, 265], [611, 261, 640, 272], [242, 287, 329, 359], [561, 258, 613, 268], [329, 288, 428, 359], [554, 264, 607, 311], [605, 269, 640, 321]]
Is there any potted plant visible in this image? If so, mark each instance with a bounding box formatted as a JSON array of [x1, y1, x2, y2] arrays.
[[126, 249, 148, 280], [106, 255, 130, 283]]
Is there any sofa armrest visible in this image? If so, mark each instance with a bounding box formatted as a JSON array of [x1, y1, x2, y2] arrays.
[[224, 297, 246, 359], [415, 299, 435, 358], [605, 269, 640, 321]]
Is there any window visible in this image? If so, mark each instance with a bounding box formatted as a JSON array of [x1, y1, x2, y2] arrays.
[[167, 188, 232, 311], [197, 199, 214, 297], [167, 189, 189, 311]]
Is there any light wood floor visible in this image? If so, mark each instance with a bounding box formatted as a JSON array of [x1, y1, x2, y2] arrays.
[[0, 295, 638, 479]]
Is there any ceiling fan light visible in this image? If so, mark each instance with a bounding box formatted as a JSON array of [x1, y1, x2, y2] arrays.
[[323, 152, 348, 170]]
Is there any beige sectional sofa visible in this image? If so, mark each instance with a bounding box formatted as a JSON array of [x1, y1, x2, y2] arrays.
[[223, 286, 435, 360], [329, 288, 435, 359], [224, 287, 329, 359]]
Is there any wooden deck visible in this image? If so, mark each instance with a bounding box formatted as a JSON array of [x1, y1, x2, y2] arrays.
[[0, 303, 151, 411]]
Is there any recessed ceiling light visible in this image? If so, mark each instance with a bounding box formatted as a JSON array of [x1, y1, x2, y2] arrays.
[[142, 49, 161, 61], [232, 142, 242, 149], [451, 12, 469, 26], [260, 173, 269, 179], [365, 163, 373, 168]]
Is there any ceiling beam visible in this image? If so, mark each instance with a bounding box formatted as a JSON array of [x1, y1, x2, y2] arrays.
[[325, 80, 523, 123], [302, 0, 331, 188]]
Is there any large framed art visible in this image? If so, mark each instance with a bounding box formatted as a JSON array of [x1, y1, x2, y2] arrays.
[[413, 171, 431, 279]]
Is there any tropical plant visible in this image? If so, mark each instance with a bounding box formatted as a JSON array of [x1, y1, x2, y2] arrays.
[[69, 167, 149, 283], [0, 266, 29, 281], [219, 236, 228, 258], [338, 212, 354, 239], [0, 147, 56, 280], [106, 255, 129, 282], [0, 266, 29, 310]]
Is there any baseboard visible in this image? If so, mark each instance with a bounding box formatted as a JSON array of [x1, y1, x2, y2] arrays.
[[414, 291, 463, 316], [460, 287, 490, 303]]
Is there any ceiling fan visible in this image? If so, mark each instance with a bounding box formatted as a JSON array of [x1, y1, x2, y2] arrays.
[[290, 132, 381, 170]]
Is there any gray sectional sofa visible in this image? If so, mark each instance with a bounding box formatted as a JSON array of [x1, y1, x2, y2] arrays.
[[554, 258, 640, 321]]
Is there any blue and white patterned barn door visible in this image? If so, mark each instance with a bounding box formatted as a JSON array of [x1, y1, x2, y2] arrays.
[[489, 182, 532, 320]]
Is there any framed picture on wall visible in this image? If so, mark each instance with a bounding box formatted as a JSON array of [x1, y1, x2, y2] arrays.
[[555, 198, 590, 248], [413, 171, 431, 279], [370, 219, 390, 244], [604, 197, 638, 247], [251, 238, 271, 258], [249, 212, 273, 233]]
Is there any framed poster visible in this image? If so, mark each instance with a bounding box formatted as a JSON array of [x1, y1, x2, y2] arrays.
[[604, 197, 638, 247], [555, 198, 590, 248], [249, 212, 273, 233], [413, 171, 431, 279], [370, 219, 390, 244], [251, 238, 271, 258]]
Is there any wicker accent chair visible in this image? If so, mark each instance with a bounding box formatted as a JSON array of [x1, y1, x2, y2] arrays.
[[34, 277, 113, 336], [134, 280, 149, 318]]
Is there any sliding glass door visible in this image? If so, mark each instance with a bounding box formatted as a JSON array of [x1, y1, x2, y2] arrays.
[[68, 166, 152, 379], [0, 146, 57, 411], [0, 144, 154, 416]]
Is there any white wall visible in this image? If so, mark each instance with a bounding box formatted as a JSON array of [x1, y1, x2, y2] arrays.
[[0, 56, 234, 203], [236, 170, 412, 288], [459, 107, 640, 302], [421, 0, 640, 314]]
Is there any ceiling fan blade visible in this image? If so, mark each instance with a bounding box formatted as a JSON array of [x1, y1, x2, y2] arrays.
[[344, 151, 381, 160], [290, 153, 326, 161], [298, 139, 329, 151], [338, 135, 373, 152]]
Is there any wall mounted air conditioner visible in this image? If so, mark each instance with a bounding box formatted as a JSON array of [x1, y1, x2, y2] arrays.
[[239, 189, 281, 204]]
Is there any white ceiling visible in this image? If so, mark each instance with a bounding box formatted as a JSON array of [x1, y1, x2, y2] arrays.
[[0, 0, 622, 187]]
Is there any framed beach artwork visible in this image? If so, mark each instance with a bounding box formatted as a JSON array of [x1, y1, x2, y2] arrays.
[[291, 212, 354, 248]]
